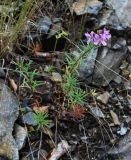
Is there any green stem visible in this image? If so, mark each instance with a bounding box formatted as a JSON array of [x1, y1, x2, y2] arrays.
[[69, 44, 96, 74]]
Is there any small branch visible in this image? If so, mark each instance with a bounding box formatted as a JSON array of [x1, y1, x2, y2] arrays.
[[48, 140, 71, 160]]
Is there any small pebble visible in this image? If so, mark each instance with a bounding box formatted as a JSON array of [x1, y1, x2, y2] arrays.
[[97, 91, 110, 104], [51, 72, 62, 82]]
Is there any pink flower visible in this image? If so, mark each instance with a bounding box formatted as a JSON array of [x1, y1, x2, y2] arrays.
[[99, 28, 111, 46], [85, 31, 96, 44], [93, 33, 100, 45], [85, 28, 111, 46]]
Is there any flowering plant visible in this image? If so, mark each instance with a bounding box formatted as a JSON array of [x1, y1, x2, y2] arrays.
[[85, 28, 111, 46], [62, 28, 111, 111]]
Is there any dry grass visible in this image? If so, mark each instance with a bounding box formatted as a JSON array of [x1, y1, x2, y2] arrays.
[[0, 0, 36, 57]]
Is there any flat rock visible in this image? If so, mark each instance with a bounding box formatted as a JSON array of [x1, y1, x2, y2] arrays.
[[97, 91, 110, 104], [92, 38, 127, 86], [90, 106, 105, 118], [23, 112, 37, 126], [78, 48, 98, 80], [0, 80, 19, 159], [37, 16, 52, 34], [14, 124, 27, 150], [72, 0, 103, 15], [106, 0, 131, 29], [97, 9, 124, 30]]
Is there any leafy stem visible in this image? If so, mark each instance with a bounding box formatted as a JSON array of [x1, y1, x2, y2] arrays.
[[69, 43, 97, 74]]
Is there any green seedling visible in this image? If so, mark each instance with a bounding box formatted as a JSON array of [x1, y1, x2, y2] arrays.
[[16, 59, 43, 91], [33, 111, 51, 129], [69, 89, 87, 107], [62, 74, 78, 92], [62, 42, 96, 108]]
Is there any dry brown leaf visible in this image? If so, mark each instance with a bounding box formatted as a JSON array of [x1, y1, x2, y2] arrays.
[[33, 41, 43, 53], [110, 110, 120, 125], [33, 106, 49, 113]]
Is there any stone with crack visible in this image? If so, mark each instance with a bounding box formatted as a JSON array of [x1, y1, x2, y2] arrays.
[[0, 80, 19, 160], [106, 0, 131, 29], [92, 38, 127, 86]]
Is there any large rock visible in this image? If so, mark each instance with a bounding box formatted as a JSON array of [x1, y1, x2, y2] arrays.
[[0, 80, 19, 159], [37, 16, 52, 34], [78, 48, 98, 79], [108, 131, 131, 160], [106, 0, 131, 29], [72, 0, 103, 15], [97, 9, 124, 31], [92, 38, 127, 86]]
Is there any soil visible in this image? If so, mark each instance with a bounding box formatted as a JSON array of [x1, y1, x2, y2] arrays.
[[0, 0, 131, 160]]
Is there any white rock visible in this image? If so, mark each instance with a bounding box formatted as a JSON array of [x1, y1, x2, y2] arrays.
[[14, 124, 27, 150], [51, 72, 62, 82], [97, 92, 110, 104]]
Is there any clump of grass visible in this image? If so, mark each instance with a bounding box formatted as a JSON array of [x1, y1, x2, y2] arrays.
[[69, 89, 87, 107], [0, 0, 36, 57], [62, 73, 87, 108], [62, 74, 78, 92], [15, 59, 43, 91], [62, 43, 96, 108], [33, 111, 51, 129], [62, 73, 87, 107]]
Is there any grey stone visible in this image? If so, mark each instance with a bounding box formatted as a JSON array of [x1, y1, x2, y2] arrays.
[[14, 124, 27, 150], [37, 16, 52, 34], [108, 131, 131, 160], [48, 18, 62, 38], [117, 123, 128, 136], [72, 0, 103, 15], [113, 39, 127, 50], [92, 38, 127, 86], [90, 106, 105, 118], [114, 76, 122, 84], [23, 112, 37, 126], [78, 48, 98, 79], [127, 46, 131, 52], [0, 80, 19, 159], [106, 0, 131, 29], [97, 9, 124, 30]]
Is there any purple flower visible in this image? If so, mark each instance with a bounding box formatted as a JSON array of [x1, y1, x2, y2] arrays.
[[85, 28, 111, 46], [93, 33, 100, 45], [99, 28, 111, 46], [85, 31, 96, 44]]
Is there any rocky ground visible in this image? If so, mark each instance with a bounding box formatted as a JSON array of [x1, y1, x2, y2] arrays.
[[0, 0, 131, 160]]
